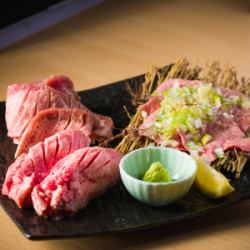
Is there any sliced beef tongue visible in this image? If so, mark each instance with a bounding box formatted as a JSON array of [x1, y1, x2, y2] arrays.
[[6, 74, 114, 156], [223, 138, 250, 152], [31, 147, 122, 219], [92, 114, 114, 139], [15, 108, 92, 158], [139, 97, 161, 116], [6, 75, 84, 143], [219, 87, 246, 99], [45, 75, 75, 93], [139, 79, 203, 116], [239, 109, 250, 133], [139, 79, 203, 142], [15, 108, 113, 158], [202, 119, 248, 161], [138, 79, 250, 161], [2, 130, 90, 208], [156, 79, 201, 94]]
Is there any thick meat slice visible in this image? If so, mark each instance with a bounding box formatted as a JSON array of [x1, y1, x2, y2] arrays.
[[31, 147, 122, 219], [6, 75, 83, 143], [6, 75, 114, 152], [15, 108, 94, 158], [2, 130, 90, 208], [45, 75, 75, 93], [92, 114, 114, 139]]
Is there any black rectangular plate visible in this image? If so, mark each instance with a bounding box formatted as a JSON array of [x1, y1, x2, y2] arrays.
[[0, 74, 249, 240]]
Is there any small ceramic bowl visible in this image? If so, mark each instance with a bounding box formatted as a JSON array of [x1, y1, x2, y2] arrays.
[[119, 147, 197, 206]]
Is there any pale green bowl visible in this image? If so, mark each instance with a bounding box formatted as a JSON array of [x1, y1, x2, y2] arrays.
[[120, 147, 197, 206]]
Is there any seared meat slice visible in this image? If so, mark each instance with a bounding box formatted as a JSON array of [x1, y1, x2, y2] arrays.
[[31, 147, 122, 219], [6, 74, 114, 149], [2, 130, 90, 208], [15, 108, 113, 158], [92, 114, 114, 139], [6, 75, 83, 143]]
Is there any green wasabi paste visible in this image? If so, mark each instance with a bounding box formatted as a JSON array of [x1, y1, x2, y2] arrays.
[[142, 162, 172, 182]]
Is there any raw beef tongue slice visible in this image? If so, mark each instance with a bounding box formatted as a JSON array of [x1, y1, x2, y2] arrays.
[[15, 107, 114, 158], [15, 108, 94, 158], [92, 114, 114, 140], [31, 147, 122, 219], [239, 109, 250, 133], [201, 119, 248, 162], [156, 79, 201, 95], [45, 74, 75, 94], [6, 75, 85, 143], [138, 79, 203, 141], [2, 130, 90, 208], [139, 79, 250, 161], [6, 74, 114, 149]]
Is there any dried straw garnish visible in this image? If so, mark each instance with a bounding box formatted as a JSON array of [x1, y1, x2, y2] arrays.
[[108, 59, 250, 178]]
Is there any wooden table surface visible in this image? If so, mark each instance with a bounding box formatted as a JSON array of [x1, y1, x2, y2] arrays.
[[0, 0, 249, 249]]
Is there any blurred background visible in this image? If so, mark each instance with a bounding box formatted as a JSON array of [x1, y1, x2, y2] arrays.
[[0, 0, 64, 29], [0, 0, 249, 97]]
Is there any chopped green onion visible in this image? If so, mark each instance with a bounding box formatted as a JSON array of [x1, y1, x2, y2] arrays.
[[149, 83, 246, 142], [186, 142, 203, 152], [214, 147, 224, 159]]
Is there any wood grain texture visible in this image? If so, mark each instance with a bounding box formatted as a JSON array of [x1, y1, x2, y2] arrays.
[[0, 0, 250, 101], [0, 0, 249, 249]]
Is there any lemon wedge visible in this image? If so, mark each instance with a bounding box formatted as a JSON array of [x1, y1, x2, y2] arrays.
[[193, 156, 235, 199]]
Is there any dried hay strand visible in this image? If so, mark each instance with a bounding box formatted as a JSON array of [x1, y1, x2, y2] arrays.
[[114, 58, 250, 178]]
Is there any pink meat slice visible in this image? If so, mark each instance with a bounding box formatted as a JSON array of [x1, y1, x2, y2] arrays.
[[15, 108, 94, 158], [156, 79, 201, 94], [31, 147, 122, 219], [6, 75, 84, 143], [1, 154, 26, 199], [44, 75, 114, 138], [45, 75, 75, 93], [92, 114, 114, 139], [239, 109, 250, 133], [139, 111, 160, 141], [139, 79, 250, 161], [223, 138, 250, 152], [2, 130, 90, 208], [175, 118, 250, 162], [12, 86, 41, 143], [219, 87, 246, 99], [139, 79, 202, 115], [6, 74, 114, 151], [201, 119, 246, 161], [139, 97, 161, 116]]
